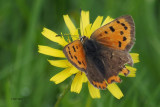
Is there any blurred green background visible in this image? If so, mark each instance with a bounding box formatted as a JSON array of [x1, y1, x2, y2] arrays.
[[1, 0, 160, 107]]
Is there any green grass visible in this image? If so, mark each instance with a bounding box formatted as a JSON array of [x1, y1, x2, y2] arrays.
[[0, 0, 160, 107]]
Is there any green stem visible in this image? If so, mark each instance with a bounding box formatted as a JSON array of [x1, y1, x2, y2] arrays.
[[54, 84, 71, 107], [85, 95, 92, 107]]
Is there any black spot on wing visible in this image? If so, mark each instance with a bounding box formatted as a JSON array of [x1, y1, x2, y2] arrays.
[[72, 46, 76, 52], [74, 55, 77, 59], [104, 31, 108, 34], [109, 26, 115, 32], [82, 61, 85, 66], [124, 26, 128, 30], [117, 20, 120, 23], [68, 46, 70, 50], [78, 61, 81, 64], [68, 51, 73, 59], [121, 23, 125, 26], [120, 31, 124, 35], [123, 37, 127, 41], [76, 46, 78, 49], [118, 41, 122, 47], [120, 22, 128, 30]]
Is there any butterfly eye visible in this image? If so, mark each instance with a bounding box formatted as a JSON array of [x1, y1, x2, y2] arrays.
[[80, 36, 87, 42], [80, 37, 83, 42]]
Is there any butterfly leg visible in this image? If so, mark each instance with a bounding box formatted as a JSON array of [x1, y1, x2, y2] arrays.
[[121, 67, 130, 76], [107, 76, 122, 84]]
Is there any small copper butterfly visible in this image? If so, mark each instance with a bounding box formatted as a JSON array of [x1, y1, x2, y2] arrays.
[[63, 15, 135, 89]]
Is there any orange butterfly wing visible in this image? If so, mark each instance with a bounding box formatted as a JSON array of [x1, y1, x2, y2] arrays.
[[91, 15, 135, 51], [63, 40, 87, 71]]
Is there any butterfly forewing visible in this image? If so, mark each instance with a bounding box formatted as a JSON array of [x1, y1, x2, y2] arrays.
[[91, 15, 135, 51], [63, 40, 87, 71]]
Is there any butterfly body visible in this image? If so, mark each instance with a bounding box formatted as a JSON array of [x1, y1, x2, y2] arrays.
[[82, 37, 100, 57], [82, 37, 106, 76], [63, 15, 135, 89]]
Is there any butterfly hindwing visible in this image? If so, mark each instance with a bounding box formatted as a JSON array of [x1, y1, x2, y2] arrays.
[[100, 47, 133, 83], [85, 46, 133, 87], [63, 40, 87, 71], [85, 56, 107, 89], [91, 15, 135, 51]]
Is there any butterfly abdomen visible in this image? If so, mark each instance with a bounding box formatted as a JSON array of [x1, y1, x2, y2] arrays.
[[83, 39, 106, 76]]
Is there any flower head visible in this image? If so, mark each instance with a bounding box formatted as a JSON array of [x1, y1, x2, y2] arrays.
[[38, 10, 139, 99]]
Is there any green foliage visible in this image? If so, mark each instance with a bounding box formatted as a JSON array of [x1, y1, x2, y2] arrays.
[[0, 0, 160, 107]]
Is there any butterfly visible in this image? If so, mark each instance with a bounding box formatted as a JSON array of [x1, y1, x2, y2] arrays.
[[63, 15, 135, 89]]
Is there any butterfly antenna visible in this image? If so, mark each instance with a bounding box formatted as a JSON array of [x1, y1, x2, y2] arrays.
[[56, 33, 79, 42], [68, 34, 79, 39]]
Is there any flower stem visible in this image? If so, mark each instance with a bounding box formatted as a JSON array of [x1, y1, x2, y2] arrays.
[[54, 83, 71, 107]]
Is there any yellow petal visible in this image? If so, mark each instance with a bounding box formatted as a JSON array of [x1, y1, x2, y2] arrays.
[[83, 73, 88, 83], [69, 66, 79, 74], [88, 82, 100, 98], [50, 66, 79, 84], [119, 66, 137, 77], [85, 24, 92, 38], [126, 66, 137, 77], [101, 16, 114, 26], [107, 83, 123, 99], [71, 71, 86, 93], [63, 15, 79, 41], [38, 45, 65, 58], [48, 60, 71, 68], [90, 16, 103, 34], [41, 28, 68, 46], [50, 67, 72, 84], [130, 53, 140, 63], [80, 11, 90, 36]]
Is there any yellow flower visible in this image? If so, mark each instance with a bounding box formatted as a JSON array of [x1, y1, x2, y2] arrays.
[[38, 10, 140, 99]]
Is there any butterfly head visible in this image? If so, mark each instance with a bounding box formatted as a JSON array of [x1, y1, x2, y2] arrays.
[[80, 36, 88, 44]]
